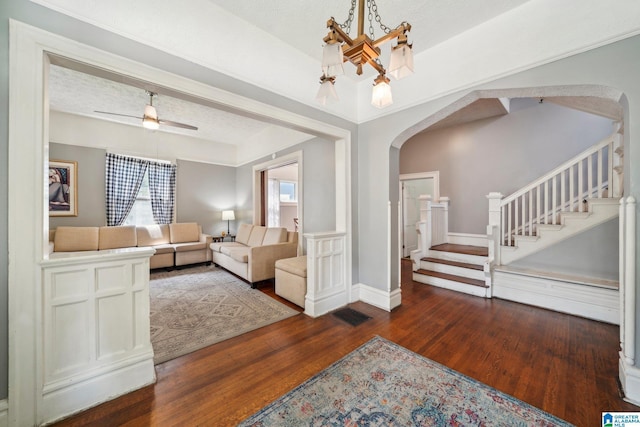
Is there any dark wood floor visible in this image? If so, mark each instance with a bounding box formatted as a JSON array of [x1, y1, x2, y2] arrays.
[[54, 259, 637, 427]]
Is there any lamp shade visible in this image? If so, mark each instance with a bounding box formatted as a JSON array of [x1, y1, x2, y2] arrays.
[[142, 105, 160, 130], [316, 79, 339, 105], [221, 210, 235, 221], [321, 43, 344, 77], [388, 44, 414, 80], [371, 76, 393, 109]]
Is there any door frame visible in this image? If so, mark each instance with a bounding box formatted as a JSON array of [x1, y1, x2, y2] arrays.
[[398, 171, 440, 259]]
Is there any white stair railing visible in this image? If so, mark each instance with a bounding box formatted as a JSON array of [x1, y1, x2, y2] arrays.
[[498, 129, 622, 247]]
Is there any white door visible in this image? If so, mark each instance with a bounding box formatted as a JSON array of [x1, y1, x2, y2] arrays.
[[402, 178, 434, 257]]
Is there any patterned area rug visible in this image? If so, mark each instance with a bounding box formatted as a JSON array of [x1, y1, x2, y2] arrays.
[[150, 265, 299, 364], [240, 336, 573, 426]]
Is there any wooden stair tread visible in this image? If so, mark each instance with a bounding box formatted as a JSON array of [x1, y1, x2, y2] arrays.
[[430, 243, 488, 257], [421, 257, 483, 271], [415, 269, 488, 288]]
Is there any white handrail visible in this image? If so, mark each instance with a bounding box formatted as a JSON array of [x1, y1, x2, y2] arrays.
[[501, 132, 616, 206]]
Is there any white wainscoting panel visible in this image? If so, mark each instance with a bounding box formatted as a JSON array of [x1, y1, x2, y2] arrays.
[[304, 232, 347, 317], [41, 248, 156, 424], [493, 268, 619, 324]]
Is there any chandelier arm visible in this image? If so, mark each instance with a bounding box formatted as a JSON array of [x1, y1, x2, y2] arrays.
[[371, 24, 411, 48], [327, 21, 355, 47]]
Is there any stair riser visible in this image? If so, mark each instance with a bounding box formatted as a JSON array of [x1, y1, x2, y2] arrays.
[[418, 261, 484, 280], [427, 250, 487, 265], [413, 272, 489, 297]]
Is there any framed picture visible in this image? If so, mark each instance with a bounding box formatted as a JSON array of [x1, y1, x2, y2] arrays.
[[49, 159, 78, 216]]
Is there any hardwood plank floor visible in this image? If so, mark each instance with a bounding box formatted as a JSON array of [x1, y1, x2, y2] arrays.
[[54, 260, 637, 426]]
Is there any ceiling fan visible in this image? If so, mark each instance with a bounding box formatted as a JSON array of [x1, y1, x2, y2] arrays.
[[95, 91, 198, 131]]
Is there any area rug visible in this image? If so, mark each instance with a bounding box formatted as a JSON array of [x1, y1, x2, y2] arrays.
[[150, 265, 299, 364], [239, 336, 573, 426]]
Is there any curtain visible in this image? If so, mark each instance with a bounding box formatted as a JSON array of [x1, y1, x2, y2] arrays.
[[267, 178, 280, 227], [105, 153, 148, 226], [148, 161, 177, 224]]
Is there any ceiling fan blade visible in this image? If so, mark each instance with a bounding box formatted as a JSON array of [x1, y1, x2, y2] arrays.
[[158, 119, 198, 131], [94, 111, 142, 120]]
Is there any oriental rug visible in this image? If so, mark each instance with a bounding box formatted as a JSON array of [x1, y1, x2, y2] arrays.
[[240, 336, 573, 426], [150, 265, 299, 364]]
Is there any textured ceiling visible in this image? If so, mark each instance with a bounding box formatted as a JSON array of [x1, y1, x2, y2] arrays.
[[46, 0, 628, 150]]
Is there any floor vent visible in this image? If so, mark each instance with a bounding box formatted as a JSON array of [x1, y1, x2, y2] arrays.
[[332, 308, 372, 327]]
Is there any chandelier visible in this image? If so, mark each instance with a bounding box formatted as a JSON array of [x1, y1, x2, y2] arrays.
[[316, 0, 414, 108]]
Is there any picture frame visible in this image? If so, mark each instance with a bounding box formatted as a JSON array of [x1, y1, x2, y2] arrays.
[[49, 159, 78, 216]]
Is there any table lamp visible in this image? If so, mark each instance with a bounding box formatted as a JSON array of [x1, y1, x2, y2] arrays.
[[222, 210, 235, 235]]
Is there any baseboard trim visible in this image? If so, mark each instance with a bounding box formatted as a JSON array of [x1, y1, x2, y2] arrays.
[[304, 288, 348, 318], [355, 283, 402, 312], [447, 233, 488, 247], [619, 356, 640, 406], [493, 269, 619, 324], [0, 399, 7, 427], [41, 356, 155, 425]]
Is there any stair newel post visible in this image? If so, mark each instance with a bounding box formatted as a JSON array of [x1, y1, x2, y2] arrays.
[[487, 192, 504, 267], [613, 121, 624, 198]]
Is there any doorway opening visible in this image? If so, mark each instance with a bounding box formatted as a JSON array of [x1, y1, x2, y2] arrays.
[[399, 172, 439, 258]]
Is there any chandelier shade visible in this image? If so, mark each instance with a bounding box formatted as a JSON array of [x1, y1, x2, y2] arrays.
[[322, 42, 345, 77], [317, 0, 414, 108], [316, 77, 339, 105], [371, 74, 393, 109], [389, 43, 414, 80]]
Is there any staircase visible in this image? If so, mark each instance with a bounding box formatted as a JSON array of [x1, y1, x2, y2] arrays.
[[411, 125, 624, 321], [413, 244, 490, 297]]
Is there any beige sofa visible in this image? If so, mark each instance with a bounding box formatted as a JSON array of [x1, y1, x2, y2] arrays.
[[50, 223, 212, 269], [210, 223, 298, 287]]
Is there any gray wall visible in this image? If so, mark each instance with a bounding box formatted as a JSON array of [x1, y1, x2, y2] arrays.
[[400, 98, 614, 234], [49, 143, 106, 228], [510, 218, 619, 281], [235, 136, 337, 242], [176, 160, 236, 236]]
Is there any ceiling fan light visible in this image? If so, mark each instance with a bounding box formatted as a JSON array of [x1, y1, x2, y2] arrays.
[[371, 75, 393, 109], [316, 79, 339, 106], [321, 43, 344, 77], [142, 116, 160, 130], [144, 104, 158, 119], [389, 43, 414, 80]]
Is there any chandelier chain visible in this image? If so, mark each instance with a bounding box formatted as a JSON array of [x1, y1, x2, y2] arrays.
[[368, 0, 392, 35], [338, 0, 357, 35]]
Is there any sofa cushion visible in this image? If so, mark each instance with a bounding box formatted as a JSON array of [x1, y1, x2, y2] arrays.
[[98, 225, 137, 250], [247, 226, 267, 247], [137, 224, 170, 246], [54, 226, 99, 252], [151, 244, 175, 254], [170, 222, 200, 244], [275, 256, 307, 278], [262, 227, 287, 245], [235, 223, 253, 245], [174, 242, 207, 252], [210, 241, 244, 253], [226, 247, 250, 263]]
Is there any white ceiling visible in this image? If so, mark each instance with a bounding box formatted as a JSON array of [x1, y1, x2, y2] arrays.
[[43, 0, 640, 161]]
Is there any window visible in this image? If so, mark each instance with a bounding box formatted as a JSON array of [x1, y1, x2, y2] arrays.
[[279, 181, 297, 203], [123, 171, 156, 226]]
